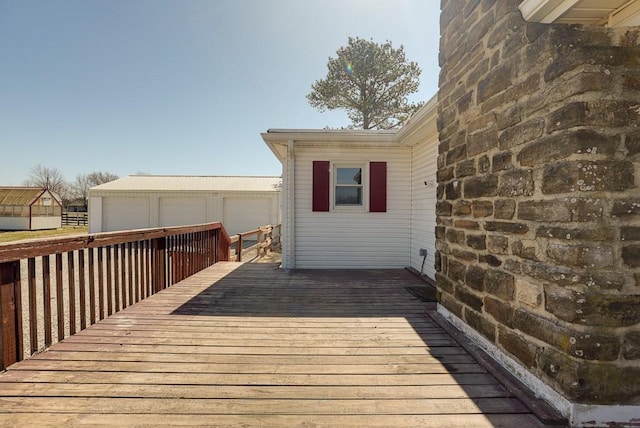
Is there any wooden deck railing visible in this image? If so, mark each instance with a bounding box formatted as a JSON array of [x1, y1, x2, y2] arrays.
[[0, 222, 230, 370], [229, 224, 281, 262]]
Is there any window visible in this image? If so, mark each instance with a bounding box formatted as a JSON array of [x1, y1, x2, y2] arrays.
[[312, 160, 386, 213], [335, 167, 363, 206]]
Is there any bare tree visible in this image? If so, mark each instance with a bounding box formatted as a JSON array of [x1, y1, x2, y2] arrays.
[[87, 171, 119, 185], [68, 174, 91, 209], [23, 164, 69, 202], [69, 171, 119, 210]]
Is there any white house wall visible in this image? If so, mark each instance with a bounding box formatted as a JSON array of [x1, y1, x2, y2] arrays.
[[293, 146, 411, 269], [409, 136, 438, 280]]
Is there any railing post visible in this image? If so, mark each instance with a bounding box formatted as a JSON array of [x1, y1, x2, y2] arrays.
[[0, 261, 23, 370], [265, 225, 273, 253], [152, 237, 167, 293], [236, 235, 243, 262], [217, 229, 229, 262], [207, 230, 215, 267]]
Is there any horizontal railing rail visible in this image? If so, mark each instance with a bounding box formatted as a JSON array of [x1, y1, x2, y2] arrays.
[[229, 224, 281, 262], [0, 222, 230, 371]]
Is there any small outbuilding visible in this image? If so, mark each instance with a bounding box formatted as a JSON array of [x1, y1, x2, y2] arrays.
[[0, 187, 63, 231], [88, 175, 281, 236]]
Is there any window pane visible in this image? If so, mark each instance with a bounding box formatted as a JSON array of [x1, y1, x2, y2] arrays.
[[337, 168, 362, 185], [335, 186, 362, 205]]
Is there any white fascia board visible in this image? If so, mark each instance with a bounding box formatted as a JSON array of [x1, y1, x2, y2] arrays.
[[261, 92, 438, 156], [261, 129, 399, 158], [519, 0, 581, 22], [261, 134, 287, 164], [610, 0, 640, 26], [395, 93, 439, 147], [263, 129, 396, 142]]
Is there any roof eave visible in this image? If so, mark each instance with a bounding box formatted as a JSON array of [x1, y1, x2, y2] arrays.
[[261, 129, 399, 155], [261, 134, 287, 164], [263, 129, 397, 142], [519, 0, 640, 25], [395, 94, 439, 147], [519, 0, 579, 23]]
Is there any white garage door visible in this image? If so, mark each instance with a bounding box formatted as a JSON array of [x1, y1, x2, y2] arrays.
[[223, 198, 271, 235], [103, 197, 150, 232], [159, 197, 207, 227]]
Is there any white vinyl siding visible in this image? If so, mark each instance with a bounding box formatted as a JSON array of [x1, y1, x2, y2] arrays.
[[409, 135, 438, 280], [294, 146, 411, 269]]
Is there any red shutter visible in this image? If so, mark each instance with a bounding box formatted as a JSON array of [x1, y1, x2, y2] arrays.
[[312, 161, 330, 212], [369, 162, 387, 212]]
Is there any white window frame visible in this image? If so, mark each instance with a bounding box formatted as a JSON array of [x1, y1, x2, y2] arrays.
[[332, 163, 367, 211]]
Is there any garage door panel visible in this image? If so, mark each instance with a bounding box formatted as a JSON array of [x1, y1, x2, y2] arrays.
[[223, 198, 271, 235], [159, 197, 206, 227], [103, 198, 150, 232]]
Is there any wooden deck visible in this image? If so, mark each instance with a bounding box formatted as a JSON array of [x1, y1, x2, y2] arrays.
[[0, 262, 556, 426]]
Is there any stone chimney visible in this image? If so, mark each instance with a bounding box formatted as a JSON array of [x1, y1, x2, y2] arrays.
[[436, 0, 640, 424]]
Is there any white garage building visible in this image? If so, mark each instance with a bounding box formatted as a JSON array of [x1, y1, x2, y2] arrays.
[[88, 175, 281, 236]]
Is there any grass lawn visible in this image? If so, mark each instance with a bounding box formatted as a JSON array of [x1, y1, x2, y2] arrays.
[[0, 226, 88, 244]]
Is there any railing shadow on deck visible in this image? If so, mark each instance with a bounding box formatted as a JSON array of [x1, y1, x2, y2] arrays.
[[170, 265, 455, 373], [0, 222, 231, 371], [168, 263, 561, 426], [173, 265, 433, 318]]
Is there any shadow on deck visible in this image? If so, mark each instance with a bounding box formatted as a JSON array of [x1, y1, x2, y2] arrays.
[[0, 262, 563, 426]]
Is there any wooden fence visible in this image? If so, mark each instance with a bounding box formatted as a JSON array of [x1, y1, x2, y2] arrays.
[[62, 212, 88, 226], [229, 224, 281, 262], [0, 223, 230, 370]]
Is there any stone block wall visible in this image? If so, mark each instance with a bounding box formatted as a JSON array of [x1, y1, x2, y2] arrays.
[[436, 0, 640, 405]]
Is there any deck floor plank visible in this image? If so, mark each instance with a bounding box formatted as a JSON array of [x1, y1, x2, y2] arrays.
[[0, 413, 548, 427], [0, 262, 556, 426]]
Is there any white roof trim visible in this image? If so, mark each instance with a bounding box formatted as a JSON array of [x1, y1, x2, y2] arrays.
[[261, 93, 439, 163], [263, 129, 396, 143], [89, 175, 282, 193], [610, 1, 640, 26], [261, 130, 397, 164], [519, 0, 581, 23], [519, 0, 640, 26], [395, 94, 438, 147]]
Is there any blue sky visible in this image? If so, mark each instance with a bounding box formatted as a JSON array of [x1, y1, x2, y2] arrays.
[[0, 0, 441, 185]]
